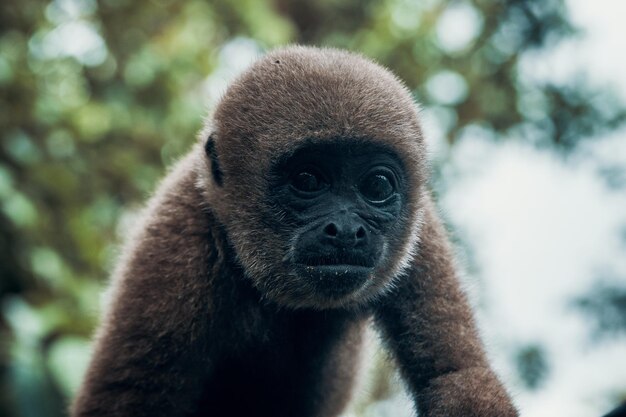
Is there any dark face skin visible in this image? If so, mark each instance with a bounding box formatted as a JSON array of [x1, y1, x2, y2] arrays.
[[270, 141, 407, 301]]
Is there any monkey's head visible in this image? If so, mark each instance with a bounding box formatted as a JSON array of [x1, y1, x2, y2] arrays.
[[197, 46, 427, 309]]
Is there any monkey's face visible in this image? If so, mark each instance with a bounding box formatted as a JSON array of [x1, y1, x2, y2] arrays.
[[268, 141, 408, 306], [203, 137, 421, 311]]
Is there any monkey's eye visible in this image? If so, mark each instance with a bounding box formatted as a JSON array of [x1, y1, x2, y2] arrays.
[[291, 170, 326, 194], [359, 170, 395, 203]]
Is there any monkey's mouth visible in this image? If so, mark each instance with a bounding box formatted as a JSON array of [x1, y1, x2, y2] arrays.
[[294, 263, 371, 299], [298, 264, 373, 275], [298, 252, 376, 269], [292, 252, 375, 298]]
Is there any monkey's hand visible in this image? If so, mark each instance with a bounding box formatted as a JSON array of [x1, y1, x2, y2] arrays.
[[71, 153, 214, 417], [414, 366, 518, 417], [374, 197, 518, 417]]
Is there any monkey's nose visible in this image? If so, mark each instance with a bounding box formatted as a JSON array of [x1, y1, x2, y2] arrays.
[[321, 217, 368, 248]]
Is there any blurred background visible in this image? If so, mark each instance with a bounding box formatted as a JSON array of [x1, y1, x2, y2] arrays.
[[1, 0, 625, 416]]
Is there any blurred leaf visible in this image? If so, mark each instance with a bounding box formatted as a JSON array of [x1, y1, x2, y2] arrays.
[[576, 281, 626, 337], [515, 344, 549, 390], [47, 336, 92, 397]]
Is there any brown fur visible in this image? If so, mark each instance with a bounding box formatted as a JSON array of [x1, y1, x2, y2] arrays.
[[72, 46, 518, 417]]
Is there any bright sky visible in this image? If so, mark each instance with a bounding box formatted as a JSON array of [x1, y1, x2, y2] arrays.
[[438, 1, 626, 416], [521, 0, 626, 101]]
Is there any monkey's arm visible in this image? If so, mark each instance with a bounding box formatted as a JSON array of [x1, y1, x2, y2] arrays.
[[72, 153, 215, 417], [375, 196, 518, 417]]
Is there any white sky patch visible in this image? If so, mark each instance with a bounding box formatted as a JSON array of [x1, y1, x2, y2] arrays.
[[519, 339, 626, 417], [435, 2, 484, 53], [29, 20, 107, 66], [519, 0, 626, 100], [577, 127, 626, 176], [442, 136, 626, 416], [425, 70, 468, 105]]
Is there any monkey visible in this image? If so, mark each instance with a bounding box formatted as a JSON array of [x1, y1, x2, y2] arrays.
[[71, 46, 518, 417]]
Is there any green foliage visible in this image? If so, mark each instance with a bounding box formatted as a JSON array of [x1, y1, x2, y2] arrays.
[[0, 0, 624, 415], [515, 344, 549, 390], [576, 281, 626, 337]]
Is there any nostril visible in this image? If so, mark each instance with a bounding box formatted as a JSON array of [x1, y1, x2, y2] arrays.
[[356, 226, 366, 239], [324, 223, 338, 237]]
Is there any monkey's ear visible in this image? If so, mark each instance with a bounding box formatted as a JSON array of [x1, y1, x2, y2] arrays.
[[204, 134, 223, 187]]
